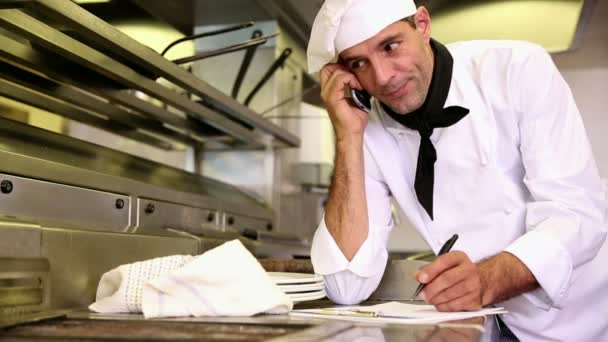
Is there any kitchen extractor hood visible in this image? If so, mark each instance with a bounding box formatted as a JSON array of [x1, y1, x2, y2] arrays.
[[421, 0, 594, 53]]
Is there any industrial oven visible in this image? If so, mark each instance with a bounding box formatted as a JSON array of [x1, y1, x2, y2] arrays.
[[0, 0, 313, 335]]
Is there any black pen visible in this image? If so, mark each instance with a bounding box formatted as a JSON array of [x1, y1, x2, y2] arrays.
[[410, 234, 459, 301]]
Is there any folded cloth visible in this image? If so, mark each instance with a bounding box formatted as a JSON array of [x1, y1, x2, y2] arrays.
[[89, 254, 193, 314], [89, 240, 293, 318]]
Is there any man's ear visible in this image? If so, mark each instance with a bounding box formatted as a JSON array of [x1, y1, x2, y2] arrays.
[[414, 6, 432, 42]]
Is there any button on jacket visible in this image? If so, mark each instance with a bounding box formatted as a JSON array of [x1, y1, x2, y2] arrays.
[[311, 40, 608, 341]]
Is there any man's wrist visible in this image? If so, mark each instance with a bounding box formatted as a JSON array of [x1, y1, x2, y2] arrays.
[[336, 132, 364, 146], [477, 252, 539, 306], [335, 134, 365, 162], [478, 257, 499, 306]]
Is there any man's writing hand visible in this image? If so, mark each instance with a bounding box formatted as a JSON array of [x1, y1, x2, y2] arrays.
[[416, 251, 483, 312]]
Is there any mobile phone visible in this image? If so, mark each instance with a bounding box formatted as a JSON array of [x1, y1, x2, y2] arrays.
[[347, 88, 371, 113]]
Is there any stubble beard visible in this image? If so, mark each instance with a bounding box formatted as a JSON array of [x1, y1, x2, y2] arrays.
[[381, 84, 427, 115]]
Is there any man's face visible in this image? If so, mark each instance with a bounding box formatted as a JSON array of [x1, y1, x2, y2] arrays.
[[339, 19, 434, 114]]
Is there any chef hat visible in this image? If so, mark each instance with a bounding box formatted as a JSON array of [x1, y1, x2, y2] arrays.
[[307, 0, 417, 74]]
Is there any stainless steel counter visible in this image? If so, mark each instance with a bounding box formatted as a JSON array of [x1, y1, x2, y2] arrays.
[[0, 300, 495, 342]]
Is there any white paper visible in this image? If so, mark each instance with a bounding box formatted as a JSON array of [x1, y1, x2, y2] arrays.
[[290, 301, 506, 325]]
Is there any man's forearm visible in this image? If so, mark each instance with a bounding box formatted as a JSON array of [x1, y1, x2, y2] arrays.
[[324, 136, 368, 261], [478, 252, 539, 306]]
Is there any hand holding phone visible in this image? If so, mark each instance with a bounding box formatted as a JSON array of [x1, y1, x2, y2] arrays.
[[345, 87, 372, 113], [319, 64, 370, 139]]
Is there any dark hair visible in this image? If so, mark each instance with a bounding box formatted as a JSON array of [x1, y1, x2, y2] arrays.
[[402, 15, 416, 29]]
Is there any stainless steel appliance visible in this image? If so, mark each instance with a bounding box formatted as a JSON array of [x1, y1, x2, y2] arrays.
[[0, 0, 306, 320]]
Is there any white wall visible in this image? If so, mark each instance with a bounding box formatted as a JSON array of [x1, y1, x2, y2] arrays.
[[559, 68, 608, 177], [298, 102, 334, 165], [553, 0, 608, 178]]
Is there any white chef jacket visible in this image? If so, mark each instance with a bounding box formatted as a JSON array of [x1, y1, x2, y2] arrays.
[[311, 40, 608, 341]]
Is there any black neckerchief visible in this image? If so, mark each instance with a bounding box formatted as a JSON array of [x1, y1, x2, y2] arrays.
[[382, 39, 469, 220]]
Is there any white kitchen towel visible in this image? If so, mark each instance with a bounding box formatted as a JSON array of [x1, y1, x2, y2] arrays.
[[89, 254, 194, 314], [89, 255, 193, 313], [89, 240, 293, 318], [142, 240, 293, 318]]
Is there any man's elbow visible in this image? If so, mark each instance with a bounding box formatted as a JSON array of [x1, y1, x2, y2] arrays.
[[326, 288, 370, 305], [322, 271, 383, 305]]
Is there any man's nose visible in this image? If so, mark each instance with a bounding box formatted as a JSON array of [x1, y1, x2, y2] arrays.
[[371, 59, 393, 88]]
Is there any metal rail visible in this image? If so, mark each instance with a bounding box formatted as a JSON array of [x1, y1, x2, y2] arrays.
[[232, 30, 263, 99], [0, 9, 264, 148], [18, 0, 300, 148], [0, 78, 175, 150], [244, 48, 293, 106], [172, 33, 276, 65], [161, 21, 255, 57], [0, 63, 196, 147], [0, 34, 233, 146]]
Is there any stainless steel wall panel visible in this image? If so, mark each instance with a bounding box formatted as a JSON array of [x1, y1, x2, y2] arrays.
[[0, 257, 50, 316], [0, 117, 272, 220], [133, 198, 218, 236], [0, 222, 42, 258], [0, 173, 131, 233], [40, 228, 199, 310], [222, 212, 273, 233]]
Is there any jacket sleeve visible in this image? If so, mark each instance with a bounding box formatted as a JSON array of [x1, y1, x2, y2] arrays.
[[504, 45, 608, 310], [310, 141, 394, 305]]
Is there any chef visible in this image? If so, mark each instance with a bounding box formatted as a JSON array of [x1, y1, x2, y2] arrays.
[[307, 0, 608, 341]]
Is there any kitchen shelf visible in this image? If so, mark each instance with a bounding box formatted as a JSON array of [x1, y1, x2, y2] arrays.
[[0, 0, 300, 150]]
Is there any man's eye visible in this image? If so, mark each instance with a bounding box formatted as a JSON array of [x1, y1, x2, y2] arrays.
[[385, 42, 400, 52], [350, 60, 367, 69]]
